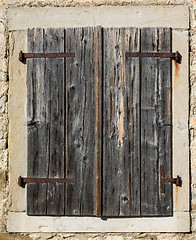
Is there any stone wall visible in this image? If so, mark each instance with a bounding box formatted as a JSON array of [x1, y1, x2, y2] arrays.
[[0, 0, 195, 239]]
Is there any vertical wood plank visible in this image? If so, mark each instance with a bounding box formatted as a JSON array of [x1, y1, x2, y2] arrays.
[[102, 28, 141, 216], [27, 28, 65, 216], [65, 27, 102, 216], [44, 28, 65, 215], [140, 28, 172, 216], [27, 28, 48, 215], [157, 28, 172, 215]]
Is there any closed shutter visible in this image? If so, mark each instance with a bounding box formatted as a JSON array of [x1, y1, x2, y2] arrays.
[[27, 27, 102, 216], [103, 28, 172, 216], [27, 28, 66, 215], [26, 27, 172, 217]]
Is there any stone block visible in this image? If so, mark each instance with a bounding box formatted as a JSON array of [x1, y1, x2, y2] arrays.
[[0, 139, 6, 150], [192, 169, 196, 184], [0, 71, 7, 81], [192, 186, 196, 210], [0, 81, 7, 97], [0, 130, 3, 139], [0, 149, 8, 170], [88, 237, 104, 240], [0, 59, 7, 72], [0, 116, 8, 132], [192, 213, 196, 232], [106, 237, 124, 240], [0, 96, 6, 114], [190, 116, 196, 130], [0, 40, 6, 58], [0, 233, 31, 240], [31, 233, 57, 239], [0, 169, 6, 188], [51, 237, 64, 240]]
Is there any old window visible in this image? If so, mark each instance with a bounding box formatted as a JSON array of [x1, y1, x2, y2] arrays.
[[8, 6, 189, 232], [24, 27, 172, 217]]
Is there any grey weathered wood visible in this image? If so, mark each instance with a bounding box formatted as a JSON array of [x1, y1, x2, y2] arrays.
[[27, 28, 65, 215], [27, 27, 172, 217], [44, 28, 65, 215], [27, 28, 48, 215], [140, 28, 172, 216], [65, 27, 102, 215], [102, 28, 141, 216]]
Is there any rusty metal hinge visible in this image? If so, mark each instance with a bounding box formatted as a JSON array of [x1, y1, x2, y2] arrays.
[[18, 176, 74, 188], [126, 51, 182, 64], [160, 165, 182, 194], [19, 51, 75, 64]]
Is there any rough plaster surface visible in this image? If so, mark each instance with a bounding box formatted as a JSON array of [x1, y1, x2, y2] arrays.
[[0, 0, 195, 239]]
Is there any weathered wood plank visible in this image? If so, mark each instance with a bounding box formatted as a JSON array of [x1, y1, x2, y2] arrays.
[[65, 27, 102, 215], [27, 28, 65, 216], [102, 28, 141, 216], [44, 28, 65, 215], [157, 28, 172, 215], [27, 28, 49, 215], [140, 28, 172, 216]]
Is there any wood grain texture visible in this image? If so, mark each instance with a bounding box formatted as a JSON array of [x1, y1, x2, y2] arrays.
[[27, 27, 172, 217], [65, 27, 102, 216], [44, 28, 65, 215], [27, 28, 65, 216], [27, 28, 48, 215], [140, 28, 172, 216], [102, 28, 141, 216]]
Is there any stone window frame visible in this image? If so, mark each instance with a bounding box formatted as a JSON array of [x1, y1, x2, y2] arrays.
[[7, 6, 190, 232]]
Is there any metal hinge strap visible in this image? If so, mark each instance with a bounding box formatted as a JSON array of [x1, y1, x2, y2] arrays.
[[160, 165, 182, 194], [19, 51, 75, 63], [18, 176, 74, 188], [126, 51, 182, 64]]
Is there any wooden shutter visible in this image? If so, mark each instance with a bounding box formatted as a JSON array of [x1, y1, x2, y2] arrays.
[[27, 27, 172, 217], [27, 28, 65, 215], [27, 27, 102, 216], [102, 28, 172, 216]]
